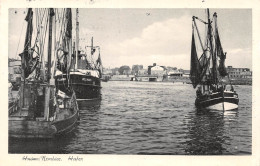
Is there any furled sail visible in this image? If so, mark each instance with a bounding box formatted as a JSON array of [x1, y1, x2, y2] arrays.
[[57, 8, 72, 73], [65, 8, 72, 39], [96, 51, 102, 78], [19, 8, 39, 78], [190, 27, 202, 88], [214, 13, 228, 77]]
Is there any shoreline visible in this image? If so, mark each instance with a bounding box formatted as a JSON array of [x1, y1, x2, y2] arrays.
[[107, 79, 252, 85]]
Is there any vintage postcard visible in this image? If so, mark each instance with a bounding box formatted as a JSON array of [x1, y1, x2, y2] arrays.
[[0, 0, 259, 166]]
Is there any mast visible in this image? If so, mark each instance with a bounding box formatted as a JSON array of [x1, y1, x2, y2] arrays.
[[73, 41, 75, 57], [40, 11, 47, 81], [50, 9, 56, 85], [91, 37, 93, 55], [47, 9, 55, 82], [67, 8, 73, 74], [207, 9, 217, 84], [192, 16, 205, 52], [44, 8, 55, 121], [75, 8, 79, 69]]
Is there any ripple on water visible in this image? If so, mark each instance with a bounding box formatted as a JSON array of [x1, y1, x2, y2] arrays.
[[9, 82, 251, 154]]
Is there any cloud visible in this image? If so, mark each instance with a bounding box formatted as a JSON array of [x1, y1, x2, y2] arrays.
[[225, 47, 252, 69], [102, 14, 252, 70], [103, 15, 192, 68]]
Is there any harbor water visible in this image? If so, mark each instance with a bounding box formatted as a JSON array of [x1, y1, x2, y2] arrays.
[[9, 81, 252, 154]]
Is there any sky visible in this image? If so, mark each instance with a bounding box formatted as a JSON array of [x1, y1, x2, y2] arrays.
[[9, 8, 252, 70]]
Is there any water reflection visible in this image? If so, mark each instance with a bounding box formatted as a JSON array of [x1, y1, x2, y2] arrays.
[[72, 99, 102, 153], [77, 98, 102, 110], [185, 109, 226, 155], [9, 132, 76, 154], [223, 109, 238, 118]]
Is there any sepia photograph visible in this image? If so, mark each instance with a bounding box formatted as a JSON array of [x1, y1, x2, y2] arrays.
[[7, 7, 252, 155]]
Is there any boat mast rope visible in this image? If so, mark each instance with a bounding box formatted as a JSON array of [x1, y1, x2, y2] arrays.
[[15, 19, 25, 59]]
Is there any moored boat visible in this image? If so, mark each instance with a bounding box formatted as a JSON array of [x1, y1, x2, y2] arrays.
[[9, 85, 79, 138], [190, 9, 239, 111], [56, 9, 102, 101], [9, 8, 79, 138]]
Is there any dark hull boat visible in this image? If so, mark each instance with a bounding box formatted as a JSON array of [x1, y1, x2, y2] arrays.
[[195, 91, 239, 110], [56, 9, 102, 101], [190, 9, 239, 111], [56, 70, 101, 100]]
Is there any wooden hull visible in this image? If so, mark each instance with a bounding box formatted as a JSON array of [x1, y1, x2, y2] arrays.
[[56, 73, 101, 100], [9, 83, 79, 139], [9, 109, 79, 139], [195, 91, 239, 111], [52, 109, 79, 136], [9, 119, 57, 138]]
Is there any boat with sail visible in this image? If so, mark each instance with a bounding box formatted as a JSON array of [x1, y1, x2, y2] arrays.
[[9, 8, 79, 138], [55, 9, 102, 101], [190, 9, 239, 111]]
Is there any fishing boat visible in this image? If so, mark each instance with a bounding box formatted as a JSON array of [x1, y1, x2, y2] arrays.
[[9, 8, 79, 138], [56, 9, 102, 101], [190, 9, 239, 111]]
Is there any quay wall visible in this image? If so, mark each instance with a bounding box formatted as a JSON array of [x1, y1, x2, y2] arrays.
[[109, 75, 252, 85]]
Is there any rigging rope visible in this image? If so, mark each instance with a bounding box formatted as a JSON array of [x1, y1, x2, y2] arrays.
[[15, 19, 25, 59], [38, 9, 49, 80], [194, 16, 208, 25]]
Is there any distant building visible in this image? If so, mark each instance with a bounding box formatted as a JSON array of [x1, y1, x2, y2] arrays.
[[182, 70, 190, 77], [138, 69, 148, 75], [226, 66, 252, 79], [167, 66, 177, 71], [166, 68, 190, 78], [148, 63, 167, 76], [168, 70, 183, 77]]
